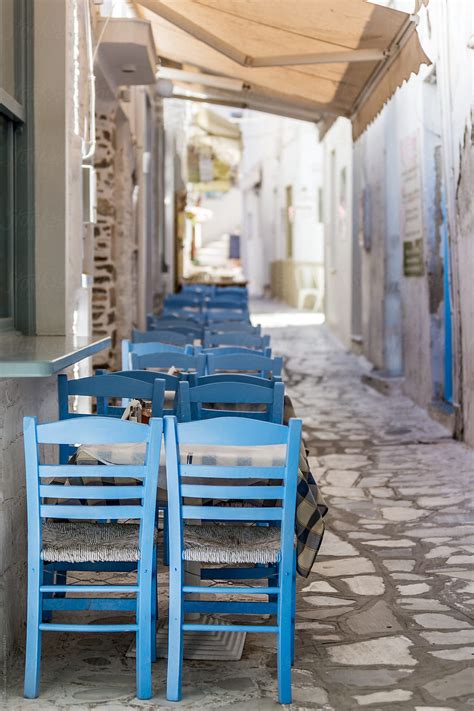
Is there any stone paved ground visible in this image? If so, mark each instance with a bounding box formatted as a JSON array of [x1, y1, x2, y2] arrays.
[[6, 302, 474, 709]]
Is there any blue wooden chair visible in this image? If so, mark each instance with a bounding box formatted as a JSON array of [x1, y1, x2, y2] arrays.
[[206, 298, 248, 311], [203, 332, 270, 350], [23, 416, 162, 700], [122, 339, 193, 370], [57, 374, 165, 420], [207, 353, 283, 379], [178, 380, 284, 423], [163, 415, 301, 703], [132, 329, 190, 347], [57, 373, 165, 464], [96, 369, 181, 415], [199, 345, 272, 359], [131, 350, 206, 376], [205, 322, 261, 335], [215, 286, 247, 297]]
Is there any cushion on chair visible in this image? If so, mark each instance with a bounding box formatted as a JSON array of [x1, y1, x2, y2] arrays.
[[183, 524, 281, 564], [41, 521, 156, 563]]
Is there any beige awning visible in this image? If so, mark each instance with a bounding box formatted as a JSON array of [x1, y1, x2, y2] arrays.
[[135, 0, 430, 139]]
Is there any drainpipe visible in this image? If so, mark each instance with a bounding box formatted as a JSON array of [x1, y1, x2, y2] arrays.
[[436, 0, 464, 436]]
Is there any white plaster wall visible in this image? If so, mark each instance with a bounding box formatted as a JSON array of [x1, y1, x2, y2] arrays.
[[200, 188, 241, 246], [240, 112, 323, 297], [323, 118, 354, 348], [0, 377, 57, 666]]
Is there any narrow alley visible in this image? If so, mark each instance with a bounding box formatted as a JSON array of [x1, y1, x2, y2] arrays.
[[6, 301, 473, 710]]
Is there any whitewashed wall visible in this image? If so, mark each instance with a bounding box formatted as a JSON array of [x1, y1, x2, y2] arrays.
[[240, 113, 323, 297]]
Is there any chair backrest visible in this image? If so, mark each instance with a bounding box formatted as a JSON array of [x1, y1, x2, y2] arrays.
[[100, 369, 181, 391], [131, 351, 206, 376], [24, 416, 162, 563], [164, 415, 301, 571], [200, 345, 273, 358], [206, 309, 249, 324], [162, 309, 206, 324], [207, 353, 283, 379], [205, 322, 261, 335], [203, 332, 270, 350], [132, 329, 189, 346], [188, 373, 278, 389], [57, 373, 165, 419], [206, 298, 247, 310], [178, 380, 285, 423], [164, 295, 202, 309], [145, 321, 203, 338], [215, 286, 247, 297], [122, 339, 192, 370]]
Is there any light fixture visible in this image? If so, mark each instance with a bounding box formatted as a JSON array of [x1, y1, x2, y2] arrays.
[[156, 77, 174, 97]]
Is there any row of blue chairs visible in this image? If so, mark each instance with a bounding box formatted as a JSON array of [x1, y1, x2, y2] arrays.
[[24, 415, 301, 702], [23, 286, 302, 704]]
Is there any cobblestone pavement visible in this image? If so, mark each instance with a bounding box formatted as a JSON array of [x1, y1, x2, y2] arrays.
[[6, 303, 474, 709]]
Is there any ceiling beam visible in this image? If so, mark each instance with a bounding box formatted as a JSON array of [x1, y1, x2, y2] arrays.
[[250, 48, 387, 68], [137, 0, 251, 66], [157, 67, 244, 92]]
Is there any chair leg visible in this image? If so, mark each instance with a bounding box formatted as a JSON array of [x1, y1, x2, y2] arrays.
[[163, 507, 169, 567], [24, 563, 42, 698], [291, 563, 296, 667], [166, 564, 184, 702], [277, 569, 293, 705], [151, 546, 158, 663], [136, 566, 153, 700]]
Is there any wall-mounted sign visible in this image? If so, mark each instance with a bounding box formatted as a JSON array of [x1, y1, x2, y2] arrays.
[[403, 238, 425, 276]]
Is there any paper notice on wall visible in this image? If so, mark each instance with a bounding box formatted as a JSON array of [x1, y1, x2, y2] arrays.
[[400, 134, 425, 276]]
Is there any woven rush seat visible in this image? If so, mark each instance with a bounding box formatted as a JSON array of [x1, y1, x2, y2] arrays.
[[41, 521, 156, 563], [183, 524, 281, 564]]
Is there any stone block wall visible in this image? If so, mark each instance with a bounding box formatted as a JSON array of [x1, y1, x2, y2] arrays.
[[92, 108, 139, 371]]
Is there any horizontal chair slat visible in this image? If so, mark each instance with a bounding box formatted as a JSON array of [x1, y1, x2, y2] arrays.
[[39, 623, 138, 633], [182, 624, 278, 633], [40, 584, 138, 593], [182, 506, 282, 521], [181, 485, 284, 500], [183, 585, 279, 595], [40, 505, 142, 520], [40, 485, 144, 500], [183, 601, 278, 615], [180, 465, 285, 479], [39, 465, 146, 478], [43, 598, 137, 612]]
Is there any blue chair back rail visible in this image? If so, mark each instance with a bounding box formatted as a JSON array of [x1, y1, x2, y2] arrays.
[[163, 415, 302, 703], [206, 309, 250, 324], [144, 322, 203, 338], [122, 339, 193, 370], [164, 295, 202, 309], [206, 353, 283, 379], [131, 351, 206, 376], [132, 329, 190, 346], [205, 322, 261, 335], [199, 345, 272, 359], [161, 309, 206, 324], [214, 286, 247, 296], [178, 380, 285, 423], [23, 416, 162, 700], [203, 332, 270, 350], [205, 298, 248, 310], [187, 373, 279, 389]]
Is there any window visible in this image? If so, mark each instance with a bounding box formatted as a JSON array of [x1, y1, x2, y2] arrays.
[[0, 114, 14, 324], [0, 0, 34, 332]]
